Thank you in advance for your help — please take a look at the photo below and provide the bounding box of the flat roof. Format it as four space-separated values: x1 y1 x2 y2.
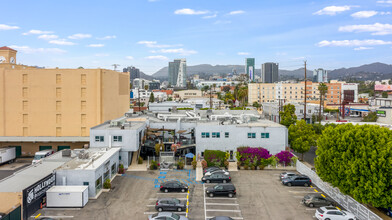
92 121 146 130
0 136 89 142
58 148 120 170
0 159 70 192
198 119 286 128
47 186 88 193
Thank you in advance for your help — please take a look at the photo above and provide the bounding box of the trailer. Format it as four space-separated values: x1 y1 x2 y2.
46 186 89 208
0 147 16 165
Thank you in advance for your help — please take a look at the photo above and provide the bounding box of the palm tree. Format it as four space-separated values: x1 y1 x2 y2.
318 83 328 124
238 86 248 107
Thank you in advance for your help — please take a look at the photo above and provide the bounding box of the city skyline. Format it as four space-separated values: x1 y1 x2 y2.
1 0 392 74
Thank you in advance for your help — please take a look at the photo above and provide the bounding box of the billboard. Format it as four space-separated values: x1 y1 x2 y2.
375 84 392 91
248 66 253 81
377 110 386 117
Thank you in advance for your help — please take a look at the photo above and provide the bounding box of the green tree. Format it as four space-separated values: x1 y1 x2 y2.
237 86 248 107
315 124 392 207
318 83 328 124
288 120 316 161
279 104 297 128
252 101 261 110
224 92 235 104
382 91 388 98
167 97 173 101
144 85 149 91
369 90 375 97
222 86 231 93
149 92 155 103
362 112 378 122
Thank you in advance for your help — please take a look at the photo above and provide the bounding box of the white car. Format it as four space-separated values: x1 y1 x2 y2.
280 172 297 180
315 206 357 220
204 169 229 176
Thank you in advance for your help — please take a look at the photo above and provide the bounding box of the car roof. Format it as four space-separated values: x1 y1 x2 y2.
322 206 338 211
156 212 173 216
216 183 234 186
158 197 178 201
164 180 181 184
214 217 233 220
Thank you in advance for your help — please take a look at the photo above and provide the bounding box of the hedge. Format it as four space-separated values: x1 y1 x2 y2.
204 150 226 167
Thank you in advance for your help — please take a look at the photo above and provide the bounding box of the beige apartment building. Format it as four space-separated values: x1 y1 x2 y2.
0 46 130 156
249 81 340 105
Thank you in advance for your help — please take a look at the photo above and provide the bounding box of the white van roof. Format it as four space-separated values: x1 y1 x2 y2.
35 149 53 155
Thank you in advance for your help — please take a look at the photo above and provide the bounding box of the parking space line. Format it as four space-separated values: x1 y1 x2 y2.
35 213 41 219
156 192 187 194
321 194 326 198
313 189 319 193
206 209 241 212
146 205 155 207
205 203 239 206
206 217 243 220
149 198 187 200
205 197 237 200
31 216 73 219
203 183 207 220
144 212 186 215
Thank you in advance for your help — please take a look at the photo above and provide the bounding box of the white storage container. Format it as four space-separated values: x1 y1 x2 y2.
46 186 89 208
0 147 16 164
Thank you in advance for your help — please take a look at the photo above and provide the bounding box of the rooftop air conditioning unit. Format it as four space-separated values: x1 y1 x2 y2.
62 149 71 157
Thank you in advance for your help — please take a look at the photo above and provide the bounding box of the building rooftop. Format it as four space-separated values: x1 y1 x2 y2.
57 148 120 170
0 136 90 142
47 186 88 193
0 152 71 192
0 46 17 51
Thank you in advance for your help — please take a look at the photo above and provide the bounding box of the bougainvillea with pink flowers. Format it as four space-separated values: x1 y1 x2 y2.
237 147 271 163
275 150 294 166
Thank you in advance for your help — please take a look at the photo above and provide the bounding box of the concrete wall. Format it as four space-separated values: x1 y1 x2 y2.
55 150 119 198
0 142 87 157
195 123 287 157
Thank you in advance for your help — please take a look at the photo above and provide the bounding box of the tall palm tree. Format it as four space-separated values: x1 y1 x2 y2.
318 83 328 124
238 86 248 107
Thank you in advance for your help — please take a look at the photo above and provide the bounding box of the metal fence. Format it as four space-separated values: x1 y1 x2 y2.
296 161 382 220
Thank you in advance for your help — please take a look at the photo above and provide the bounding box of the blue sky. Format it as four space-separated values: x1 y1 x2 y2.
1 0 392 75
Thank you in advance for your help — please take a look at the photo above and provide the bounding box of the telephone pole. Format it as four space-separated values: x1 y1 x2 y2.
304 61 307 122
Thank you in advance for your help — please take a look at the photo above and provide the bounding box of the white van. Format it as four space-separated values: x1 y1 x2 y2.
32 149 55 164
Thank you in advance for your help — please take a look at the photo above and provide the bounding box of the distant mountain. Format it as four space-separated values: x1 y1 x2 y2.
140 71 154 81
329 62 392 80
149 62 392 81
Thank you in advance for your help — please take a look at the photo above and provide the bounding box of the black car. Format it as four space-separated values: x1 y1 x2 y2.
377 207 392 217
202 172 231 183
209 217 234 220
155 198 186 212
282 175 312 187
302 194 334 207
160 180 188 193
205 183 236 198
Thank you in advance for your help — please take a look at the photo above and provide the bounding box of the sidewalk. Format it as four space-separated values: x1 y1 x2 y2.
228 161 238 172
127 153 147 171
195 161 203 181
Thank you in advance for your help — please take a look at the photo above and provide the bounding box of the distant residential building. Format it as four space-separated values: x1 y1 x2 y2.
133 78 151 89
245 58 255 82
168 59 187 87
148 81 161 91
261 62 279 83
262 102 322 123
123 66 140 82
174 90 203 100
313 68 328 83
196 80 241 89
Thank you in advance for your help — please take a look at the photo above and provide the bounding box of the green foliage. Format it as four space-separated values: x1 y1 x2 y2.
229 107 250 110
315 124 392 207
279 104 297 128
362 112 378 122
154 143 163 156
118 164 125 174
149 93 155 103
382 91 389 98
201 160 207 169
177 158 184 170
324 108 338 113
150 160 158 170
167 97 173 101
289 120 316 160
252 102 261 109
204 150 226 167
177 108 194 110
138 157 143 164
103 179 111 189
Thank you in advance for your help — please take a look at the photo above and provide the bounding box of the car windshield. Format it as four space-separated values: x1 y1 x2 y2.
171 213 180 220
151 213 159 218
34 155 44 160
173 199 180 204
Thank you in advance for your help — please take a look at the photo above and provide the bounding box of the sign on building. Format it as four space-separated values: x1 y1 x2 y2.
377 110 386 117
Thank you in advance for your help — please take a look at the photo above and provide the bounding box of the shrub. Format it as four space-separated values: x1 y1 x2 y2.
201 160 208 169
177 158 185 170
204 150 226 167
103 179 111 189
138 157 143 164
275 151 294 166
192 160 197 169
235 151 242 166
150 160 158 170
237 147 271 164
118 164 125 174
291 156 298 166
244 164 249 170
224 160 229 169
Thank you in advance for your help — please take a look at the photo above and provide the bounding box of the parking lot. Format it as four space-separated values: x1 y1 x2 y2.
30 169 335 220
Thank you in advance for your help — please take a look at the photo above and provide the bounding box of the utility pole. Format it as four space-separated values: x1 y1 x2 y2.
304 61 307 122
209 86 212 109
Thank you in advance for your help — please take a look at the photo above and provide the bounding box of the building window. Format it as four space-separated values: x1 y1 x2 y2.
113 136 122 142
261 133 270 138
202 132 210 138
212 132 220 138
247 133 256 138
83 182 89 186
300 110 304 113
225 132 229 138
95 136 104 142
95 176 102 194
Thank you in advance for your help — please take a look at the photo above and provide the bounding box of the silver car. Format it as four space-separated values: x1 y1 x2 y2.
280 172 298 180
148 212 189 220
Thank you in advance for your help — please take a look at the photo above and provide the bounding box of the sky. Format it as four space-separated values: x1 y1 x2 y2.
1 0 392 75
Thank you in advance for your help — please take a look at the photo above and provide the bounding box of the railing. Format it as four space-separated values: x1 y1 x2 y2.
296 161 382 220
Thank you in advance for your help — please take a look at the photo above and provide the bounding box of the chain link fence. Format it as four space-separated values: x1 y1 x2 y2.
296 161 382 220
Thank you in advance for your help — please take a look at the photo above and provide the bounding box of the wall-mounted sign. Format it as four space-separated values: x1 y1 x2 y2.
377 110 386 117
23 173 55 206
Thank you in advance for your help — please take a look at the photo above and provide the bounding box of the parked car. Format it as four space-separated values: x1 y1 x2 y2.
204 169 230 176
282 175 312 187
160 180 188 193
205 183 236 198
279 172 298 180
377 207 392 217
302 194 335 208
315 207 357 220
202 173 231 183
209 217 234 220
148 212 188 220
155 198 186 212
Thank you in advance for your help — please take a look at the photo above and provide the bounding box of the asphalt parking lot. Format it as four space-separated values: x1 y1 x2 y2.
30 169 333 220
